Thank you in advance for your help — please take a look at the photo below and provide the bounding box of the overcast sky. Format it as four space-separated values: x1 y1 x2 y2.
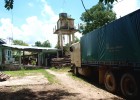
0 0 139 47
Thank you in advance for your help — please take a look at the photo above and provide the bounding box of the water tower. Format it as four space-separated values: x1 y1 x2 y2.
53 13 77 51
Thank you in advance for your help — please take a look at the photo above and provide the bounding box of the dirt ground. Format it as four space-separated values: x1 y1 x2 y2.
0 69 125 100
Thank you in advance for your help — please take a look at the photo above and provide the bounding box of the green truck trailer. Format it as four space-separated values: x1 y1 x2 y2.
70 9 140 99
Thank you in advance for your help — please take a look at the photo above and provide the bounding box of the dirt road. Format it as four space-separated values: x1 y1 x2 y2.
46 69 124 100
0 69 124 100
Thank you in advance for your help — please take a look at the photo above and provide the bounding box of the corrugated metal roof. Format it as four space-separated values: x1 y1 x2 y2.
2 44 60 52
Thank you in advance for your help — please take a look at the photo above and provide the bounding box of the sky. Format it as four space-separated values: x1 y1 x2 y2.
0 0 140 47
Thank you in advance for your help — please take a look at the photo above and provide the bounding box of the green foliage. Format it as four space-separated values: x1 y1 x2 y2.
35 41 42 47
55 44 59 49
100 0 117 4
31 60 36 65
13 40 28 46
42 40 51 47
80 2 116 35
4 69 57 83
63 36 80 54
44 70 58 83
4 0 14 10
50 67 71 73
50 67 85 82
34 40 51 47
4 68 27 77
63 45 69 55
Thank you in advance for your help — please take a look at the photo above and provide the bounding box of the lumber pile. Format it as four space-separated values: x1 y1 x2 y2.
51 56 71 68
0 72 10 81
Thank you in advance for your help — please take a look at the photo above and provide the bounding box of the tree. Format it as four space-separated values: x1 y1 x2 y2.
80 2 116 35
35 41 42 47
13 40 28 46
42 40 51 47
4 0 14 10
34 40 51 47
100 0 117 4
12 40 28 60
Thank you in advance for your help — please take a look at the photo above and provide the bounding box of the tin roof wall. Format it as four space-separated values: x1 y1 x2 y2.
1 44 60 52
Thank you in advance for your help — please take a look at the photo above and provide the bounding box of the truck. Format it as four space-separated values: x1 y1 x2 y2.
70 9 140 99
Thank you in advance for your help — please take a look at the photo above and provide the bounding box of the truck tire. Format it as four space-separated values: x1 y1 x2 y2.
120 73 138 99
104 70 116 93
74 67 79 76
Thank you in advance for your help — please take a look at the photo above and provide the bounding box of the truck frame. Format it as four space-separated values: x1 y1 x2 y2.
70 9 140 99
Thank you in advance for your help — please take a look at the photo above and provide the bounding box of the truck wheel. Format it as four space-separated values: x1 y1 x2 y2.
74 67 79 76
104 70 116 93
120 73 138 99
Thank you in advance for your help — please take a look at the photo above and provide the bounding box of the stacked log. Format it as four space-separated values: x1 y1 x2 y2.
51 56 71 68
0 72 10 81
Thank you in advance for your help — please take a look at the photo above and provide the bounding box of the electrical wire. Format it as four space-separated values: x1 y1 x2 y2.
80 0 93 22
80 0 93 18
80 0 88 14
80 0 124 22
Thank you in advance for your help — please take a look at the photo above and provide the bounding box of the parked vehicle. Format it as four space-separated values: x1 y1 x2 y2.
70 9 140 99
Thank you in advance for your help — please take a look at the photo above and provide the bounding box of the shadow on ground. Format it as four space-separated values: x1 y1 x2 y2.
0 87 124 100
73 74 125 100
0 88 79 100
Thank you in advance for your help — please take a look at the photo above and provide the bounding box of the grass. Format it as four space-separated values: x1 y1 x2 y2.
50 66 83 81
50 67 71 73
4 68 57 84
42 69 58 84
68 73 83 81
3 66 82 84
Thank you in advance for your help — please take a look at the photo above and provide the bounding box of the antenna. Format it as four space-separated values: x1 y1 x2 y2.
11 9 14 45
61 0 66 13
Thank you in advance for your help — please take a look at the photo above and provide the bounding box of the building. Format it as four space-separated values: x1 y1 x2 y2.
0 43 60 69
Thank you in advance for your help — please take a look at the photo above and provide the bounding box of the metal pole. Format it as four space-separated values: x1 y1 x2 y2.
72 33 75 43
19 50 21 68
38 53 41 66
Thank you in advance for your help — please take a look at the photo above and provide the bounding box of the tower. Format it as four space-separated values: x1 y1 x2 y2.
53 13 77 52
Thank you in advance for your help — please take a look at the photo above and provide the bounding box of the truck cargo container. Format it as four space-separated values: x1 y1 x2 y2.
70 9 140 99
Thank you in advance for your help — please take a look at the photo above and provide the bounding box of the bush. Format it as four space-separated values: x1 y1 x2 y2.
31 60 36 65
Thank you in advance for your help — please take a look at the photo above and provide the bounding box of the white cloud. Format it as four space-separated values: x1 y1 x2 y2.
113 0 139 18
40 0 56 18
0 0 80 47
0 0 60 47
75 32 82 39
0 18 13 40
20 16 58 47
0 16 58 47
28 2 34 7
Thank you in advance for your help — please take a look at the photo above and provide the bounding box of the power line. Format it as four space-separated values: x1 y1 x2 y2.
80 0 91 17
80 0 124 23
80 0 93 22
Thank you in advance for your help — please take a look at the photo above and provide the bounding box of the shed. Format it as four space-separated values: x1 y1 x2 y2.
0 44 61 67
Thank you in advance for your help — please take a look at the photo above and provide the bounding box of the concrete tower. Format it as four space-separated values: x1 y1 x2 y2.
53 13 77 52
